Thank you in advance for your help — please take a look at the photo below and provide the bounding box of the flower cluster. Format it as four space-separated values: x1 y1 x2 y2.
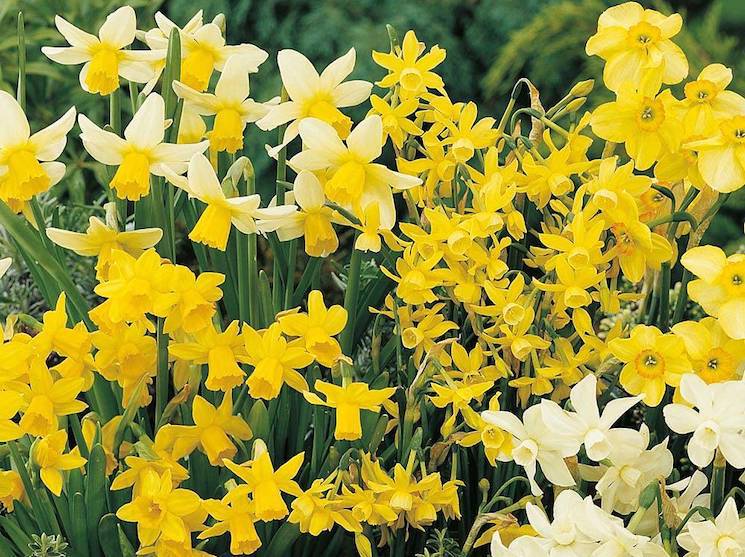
0 2 744 557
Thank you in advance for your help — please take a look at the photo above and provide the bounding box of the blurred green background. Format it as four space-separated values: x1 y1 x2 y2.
0 0 743 314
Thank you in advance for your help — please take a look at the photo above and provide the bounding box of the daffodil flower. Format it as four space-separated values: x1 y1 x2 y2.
173 55 271 153
198 486 262 555
678 498 745 556
274 170 341 257
47 204 162 279
686 115 745 192
304 380 396 441
141 11 267 93
0 92 75 205
32 430 87 496
164 153 296 250
42 7 162 96
373 30 446 100
257 48 372 155
79 93 209 200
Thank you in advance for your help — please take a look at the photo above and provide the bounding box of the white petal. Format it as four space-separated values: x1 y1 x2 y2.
98 6 136 49
215 55 251 104
293 171 325 210
0 91 30 146
41 46 90 65
347 115 383 162
256 101 302 131
297 118 347 162
125 93 165 148
332 80 373 108
172 82 218 115
30 107 76 161
0 258 11 279
277 49 319 101
186 152 223 202
42 162 66 187
217 44 268 72
78 114 126 165
152 141 210 165
54 15 98 48
319 48 356 89
569 374 600 423
663 404 701 434
481 410 527 439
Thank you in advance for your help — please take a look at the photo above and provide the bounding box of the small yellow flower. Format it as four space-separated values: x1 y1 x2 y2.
0 470 24 511
116 469 202 547
198 486 262 555
685 115 745 192
672 317 745 384
304 380 396 441
243 323 313 400
32 430 87 496
369 95 423 148
609 324 690 406
373 30 446 99
586 2 687 93
277 290 347 367
681 245 745 339
223 440 304 521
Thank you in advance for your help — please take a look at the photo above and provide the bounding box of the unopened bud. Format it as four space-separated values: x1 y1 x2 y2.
570 79 594 97
564 97 587 113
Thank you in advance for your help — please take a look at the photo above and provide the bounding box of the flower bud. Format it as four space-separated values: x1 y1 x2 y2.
570 79 594 97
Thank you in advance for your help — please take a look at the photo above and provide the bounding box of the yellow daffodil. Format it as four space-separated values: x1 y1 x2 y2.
116 469 202 547
79 93 209 200
18 360 87 437
289 116 421 227
223 440 304 521
584 156 652 210
430 379 492 435
586 2 687 93
198 486 262 555
43 7 161 95
142 12 267 93
353 202 403 253
275 171 341 257
458 403 513 466
94 249 177 324
257 48 372 154
441 102 498 163
47 207 162 280
289 474 361 535
169 320 247 391
169 391 252 466
173 55 270 153
0 391 23 442
672 317 745 384
304 380 396 441
609 324 690 406
162 265 224 334
0 92 75 205
681 64 745 135
382 248 452 305
242 323 313 400
0 470 23 511
165 153 295 250
590 78 682 170
685 115 745 192
369 95 423 148
277 290 347 367
373 30 446 100
32 430 87 496
681 245 745 339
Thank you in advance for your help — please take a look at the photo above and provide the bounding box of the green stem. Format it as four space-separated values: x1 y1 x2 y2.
711 448 727 515
154 318 170 428
671 268 691 325
340 246 362 356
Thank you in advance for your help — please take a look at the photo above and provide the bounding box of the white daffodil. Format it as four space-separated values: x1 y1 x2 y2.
579 425 673 515
678 498 745 557
78 92 209 201
164 153 296 250
0 92 75 206
257 48 372 155
173 55 270 153
142 11 267 93
273 171 341 257
663 374 745 469
482 405 578 496
540 374 642 462
522 490 597 556
288 115 421 227
42 6 162 96
47 203 162 279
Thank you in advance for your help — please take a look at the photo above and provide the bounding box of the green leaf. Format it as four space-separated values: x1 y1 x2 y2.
85 444 108 557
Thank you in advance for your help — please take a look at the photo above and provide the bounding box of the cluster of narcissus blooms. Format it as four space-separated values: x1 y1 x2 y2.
1 1 745 556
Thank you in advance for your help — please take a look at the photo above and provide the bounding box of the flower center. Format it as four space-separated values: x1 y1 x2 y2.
400 68 424 93
210 108 244 153
1 147 49 201
634 349 665 378
684 80 717 104
110 151 151 201
628 22 661 48
86 44 120 95
699 347 737 383
637 98 665 131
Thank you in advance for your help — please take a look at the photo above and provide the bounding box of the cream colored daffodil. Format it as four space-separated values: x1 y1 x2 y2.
289 116 421 227
42 6 162 96
164 153 296 250
78 92 209 200
173 55 270 153
46 203 162 279
0 92 75 205
257 48 372 155
142 11 267 93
